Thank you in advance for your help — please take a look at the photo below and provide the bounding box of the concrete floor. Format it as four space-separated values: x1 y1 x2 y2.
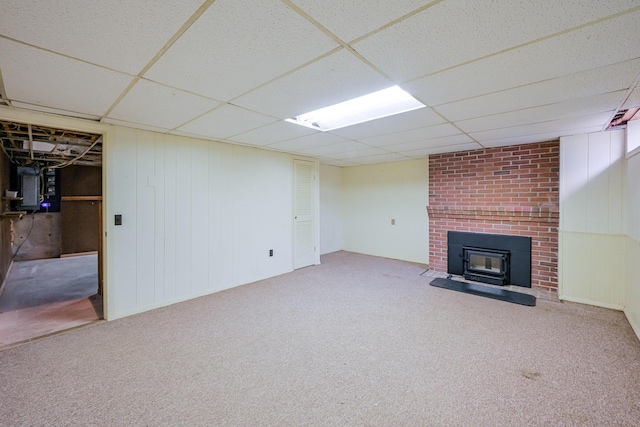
0 254 102 348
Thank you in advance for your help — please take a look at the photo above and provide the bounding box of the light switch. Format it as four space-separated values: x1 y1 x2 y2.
115 214 122 226
391 219 395 225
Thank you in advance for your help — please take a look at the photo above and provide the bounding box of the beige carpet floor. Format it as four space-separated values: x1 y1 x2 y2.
1 251 639 426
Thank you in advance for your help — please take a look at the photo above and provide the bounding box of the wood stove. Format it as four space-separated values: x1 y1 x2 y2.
463 246 509 286
447 231 531 287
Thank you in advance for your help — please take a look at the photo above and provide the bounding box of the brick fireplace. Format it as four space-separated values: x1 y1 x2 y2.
427 141 559 291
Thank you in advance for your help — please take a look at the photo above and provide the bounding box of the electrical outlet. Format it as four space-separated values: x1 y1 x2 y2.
269 249 273 257
115 214 122 226
391 219 395 225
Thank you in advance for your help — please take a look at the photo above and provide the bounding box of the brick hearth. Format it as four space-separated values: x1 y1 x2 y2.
427 142 559 291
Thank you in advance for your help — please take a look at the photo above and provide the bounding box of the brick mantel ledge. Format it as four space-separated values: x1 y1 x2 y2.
427 205 559 223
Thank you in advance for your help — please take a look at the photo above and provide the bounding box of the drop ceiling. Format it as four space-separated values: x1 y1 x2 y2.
0 0 638 166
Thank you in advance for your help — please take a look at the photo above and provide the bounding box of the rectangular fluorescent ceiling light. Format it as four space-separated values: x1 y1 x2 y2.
285 86 425 131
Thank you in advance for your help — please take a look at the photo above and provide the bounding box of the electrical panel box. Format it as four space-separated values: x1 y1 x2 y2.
10 166 61 212
17 166 40 210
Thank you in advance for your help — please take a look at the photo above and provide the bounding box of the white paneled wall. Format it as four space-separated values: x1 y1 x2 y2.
561 131 625 234
106 126 294 319
319 164 343 255
559 130 626 309
342 159 429 264
625 150 640 338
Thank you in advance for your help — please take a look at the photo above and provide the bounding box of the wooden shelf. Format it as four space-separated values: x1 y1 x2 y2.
1 210 28 219
2 196 23 201
61 196 102 202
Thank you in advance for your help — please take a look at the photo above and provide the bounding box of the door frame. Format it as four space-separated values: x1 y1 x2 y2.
0 106 111 318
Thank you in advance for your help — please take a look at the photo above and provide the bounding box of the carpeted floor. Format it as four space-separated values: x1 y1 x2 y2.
1 251 639 426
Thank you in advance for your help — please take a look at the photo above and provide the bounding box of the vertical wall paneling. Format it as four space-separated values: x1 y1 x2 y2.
226 147 295 284
319 164 343 255
162 134 177 301
208 142 233 291
105 126 296 319
110 126 139 316
625 150 640 338
190 138 210 295
560 135 589 231
625 236 640 338
560 232 625 308
251 148 268 277
627 119 640 156
152 134 167 301
258 152 294 274
559 130 626 309
230 146 255 284
608 136 625 234
135 129 156 308
174 137 193 299
630 153 640 240
586 132 612 233
152 133 166 303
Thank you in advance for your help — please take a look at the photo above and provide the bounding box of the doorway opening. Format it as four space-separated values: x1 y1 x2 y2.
0 120 103 347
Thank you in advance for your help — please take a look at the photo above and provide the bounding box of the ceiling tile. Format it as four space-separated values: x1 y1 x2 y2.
0 0 204 75
479 128 602 148
319 159 359 167
168 130 220 142
328 107 445 140
316 146 389 159
144 0 339 101
469 111 614 142
298 140 382 157
358 123 461 147
266 132 349 152
177 104 277 139
456 91 628 133
289 0 432 42
345 153 410 165
436 59 640 121
229 121 318 146
108 79 221 130
405 10 640 105
0 39 133 117
233 49 391 119
401 142 483 157
622 85 640 109
354 0 640 83
385 134 475 153
103 118 173 134
3 0 639 166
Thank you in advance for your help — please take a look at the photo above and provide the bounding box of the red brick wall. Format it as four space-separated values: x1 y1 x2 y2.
427 142 559 290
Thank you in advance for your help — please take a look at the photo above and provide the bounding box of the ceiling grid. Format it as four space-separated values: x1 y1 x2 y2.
0 0 637 166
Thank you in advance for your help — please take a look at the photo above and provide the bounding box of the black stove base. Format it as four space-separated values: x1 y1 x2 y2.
429 278 536 307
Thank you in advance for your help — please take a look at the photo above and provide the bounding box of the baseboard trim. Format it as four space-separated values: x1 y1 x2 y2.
558 294 624 311
624 307 640 341
60 251 98 258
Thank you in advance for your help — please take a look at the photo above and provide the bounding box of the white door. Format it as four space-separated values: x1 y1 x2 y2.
293 159 316 269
